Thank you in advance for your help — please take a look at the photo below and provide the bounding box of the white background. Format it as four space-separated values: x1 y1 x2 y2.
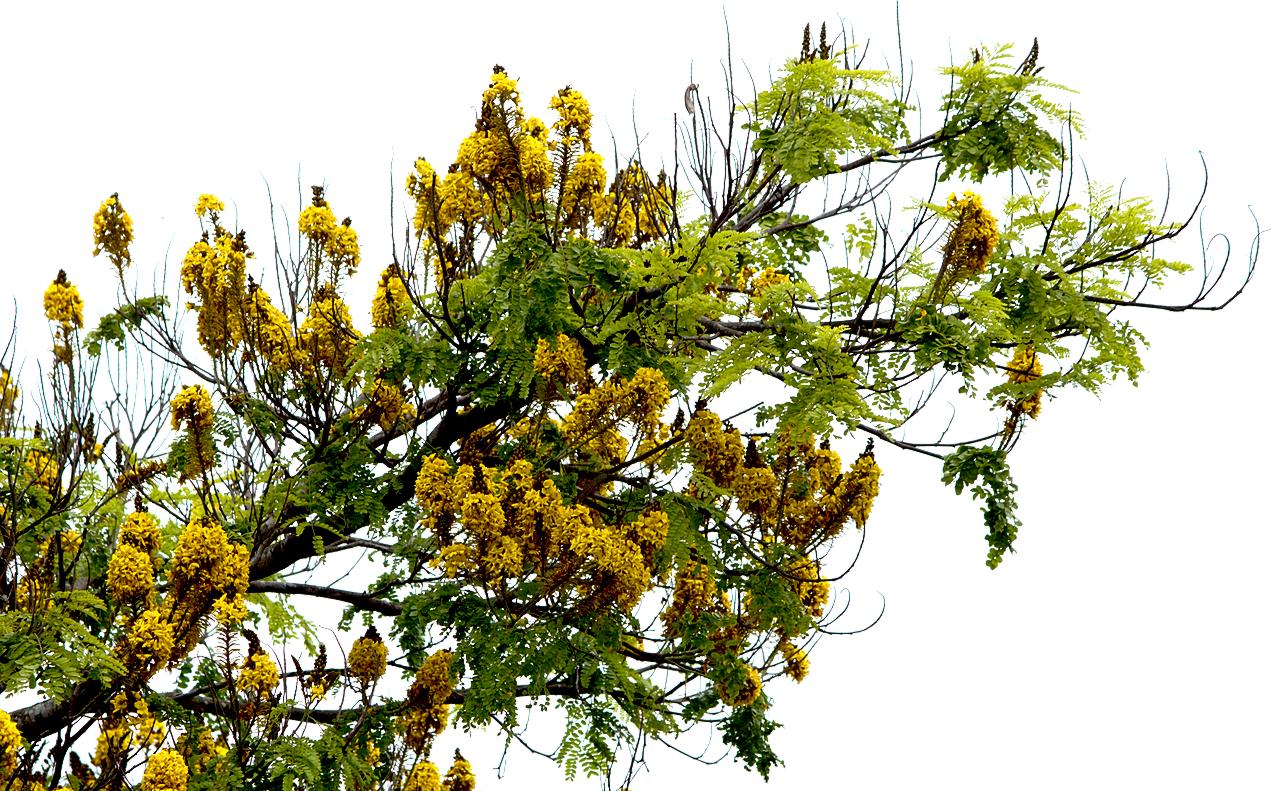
1 2 1276 789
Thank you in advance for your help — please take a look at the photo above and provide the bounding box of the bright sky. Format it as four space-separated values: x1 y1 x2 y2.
1 1 1276 789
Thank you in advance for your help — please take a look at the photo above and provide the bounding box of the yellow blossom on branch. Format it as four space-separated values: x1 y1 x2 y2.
43 270 84 331
92 192 134 269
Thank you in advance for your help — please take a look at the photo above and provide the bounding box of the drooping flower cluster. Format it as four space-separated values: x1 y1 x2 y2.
532 333 592 395
401 649 455 752
166 516 250 650
1006 344 1044 420
942 191 999 277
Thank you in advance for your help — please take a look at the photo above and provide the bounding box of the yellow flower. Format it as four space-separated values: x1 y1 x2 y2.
121 511 162 554
372 264 411 328
409 649 455 707
179 227 251 355
840 443 881 529
237 650 279 698
107 543 154 602
23 449 59 491
141 749 188 791
299 203 338 241
549 86 592 147
244 285 297 371
780 639 810 682
43 270 84 330
1 367 20 417
941 191 999 277
194 193 225 218
442 750 476 791
211 594 248 626
298 284 359 373
166 517 250 616
92 193 133 269
120 609 176 677
170 384 214 433
0 709 23 779
404 761 441 791
1007 345 1044 419
348 627 388 685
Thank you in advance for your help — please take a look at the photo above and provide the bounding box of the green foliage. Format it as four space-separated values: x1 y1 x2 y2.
719 698 783 780
938 43 1078 181
84 295 169 356
750 54 907 182
942 446 1022 568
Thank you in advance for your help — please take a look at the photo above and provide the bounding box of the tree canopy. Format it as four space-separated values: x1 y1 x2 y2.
0 22 1254 791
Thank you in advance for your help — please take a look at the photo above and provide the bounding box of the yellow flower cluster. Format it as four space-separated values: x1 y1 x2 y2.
348 627 388 685
298 284 359 374
404 762 441 791
194 193 224 218
0 367 18 418
779 639 809 682
560 367 671 460
141 749 188 791
23 449 59 491
788 557 828 618
748 267 789 296
244 285 298 372
840 444 881 529
592 163 672 246
299 188 361 278
442 751 476 791
683 408 744 491
532 333 592 395
119 608 176 678
171 384 214 481
0 709 22 779
372 264 411 327
92 193 134 269
180 226 251 355
569 522 650 609
409 649 455 706
550 86 592 147
941 191 999 278
122 511 162 554
364 380 416 432
406 157 486 238
107 543 154 603
559 151 607 232
43 270 84 331
662 561 730 637
167 517 250 641
928 190 1001 302
733 441 780 521
402 649 455 752
1006 345 1044 419
170 384 213 434
238 650 279 699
